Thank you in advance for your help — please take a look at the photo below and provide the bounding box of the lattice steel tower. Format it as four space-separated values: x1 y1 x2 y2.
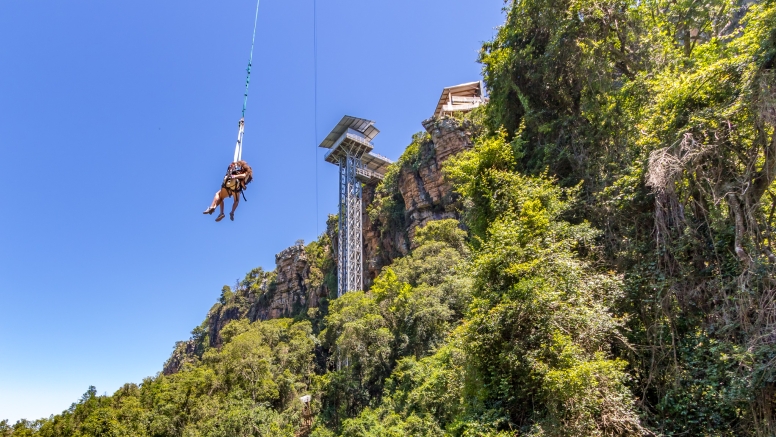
320 116 392 296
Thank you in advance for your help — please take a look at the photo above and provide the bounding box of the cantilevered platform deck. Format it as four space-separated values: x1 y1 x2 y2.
320 116 393 183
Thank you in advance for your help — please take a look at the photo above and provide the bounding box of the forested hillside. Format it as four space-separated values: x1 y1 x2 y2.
4 0 776 435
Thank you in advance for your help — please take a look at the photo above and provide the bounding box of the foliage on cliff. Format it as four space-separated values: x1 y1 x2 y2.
6 0 776 436
476 0 776 434
338 136 642 436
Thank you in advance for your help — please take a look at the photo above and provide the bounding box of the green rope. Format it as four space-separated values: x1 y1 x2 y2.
242 0 261 119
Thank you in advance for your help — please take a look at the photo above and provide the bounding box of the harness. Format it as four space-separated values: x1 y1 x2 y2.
221 163 250 201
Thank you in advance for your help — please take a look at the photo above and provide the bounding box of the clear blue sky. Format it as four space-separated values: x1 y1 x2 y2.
0 0 504 422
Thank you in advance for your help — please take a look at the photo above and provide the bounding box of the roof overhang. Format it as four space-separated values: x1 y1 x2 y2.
361 151 392 174
324 129 374 164
319 116 379 149
356 152 393 183
320 116 393 183
433 81 485 118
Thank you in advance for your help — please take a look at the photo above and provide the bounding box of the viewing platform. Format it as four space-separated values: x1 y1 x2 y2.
357 152 392 183
320 116 393 183
433 81 489 118
319 115 393 296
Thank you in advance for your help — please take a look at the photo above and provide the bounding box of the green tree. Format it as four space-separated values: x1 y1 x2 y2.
449 135 644 435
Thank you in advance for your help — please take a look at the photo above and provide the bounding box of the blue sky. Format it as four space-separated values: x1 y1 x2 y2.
0 0 504 422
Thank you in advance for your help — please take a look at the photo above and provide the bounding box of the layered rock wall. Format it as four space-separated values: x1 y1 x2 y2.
163 242 332 374
423 116 474 163
362 116 473 281
252 244 313 320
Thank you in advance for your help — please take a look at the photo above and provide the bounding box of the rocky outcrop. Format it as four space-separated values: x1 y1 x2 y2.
252 244 311 320
163 339 197 375
362 116 474 282
422 116 475 163
362 184 409 283
243 242 330 324
163 241 333 374
208 299 246 348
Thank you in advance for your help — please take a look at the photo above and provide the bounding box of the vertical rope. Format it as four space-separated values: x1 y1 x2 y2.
241 0 261 119
233 0 260 163
314 0 319 236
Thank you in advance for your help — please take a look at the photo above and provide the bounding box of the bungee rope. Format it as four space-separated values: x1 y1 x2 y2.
314 0 319 234
233 0 261 163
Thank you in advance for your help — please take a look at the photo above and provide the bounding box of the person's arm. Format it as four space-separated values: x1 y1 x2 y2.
231 173 247 180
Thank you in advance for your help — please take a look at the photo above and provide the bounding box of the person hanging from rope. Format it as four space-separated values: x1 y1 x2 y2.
203 0 259 223
203 160 253 221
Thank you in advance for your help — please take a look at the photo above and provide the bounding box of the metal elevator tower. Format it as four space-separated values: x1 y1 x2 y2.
320 116 392 296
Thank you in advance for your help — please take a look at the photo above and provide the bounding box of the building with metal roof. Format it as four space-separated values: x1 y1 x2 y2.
432 81 488 118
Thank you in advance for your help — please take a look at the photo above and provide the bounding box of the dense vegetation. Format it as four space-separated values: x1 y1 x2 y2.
4 0 776 435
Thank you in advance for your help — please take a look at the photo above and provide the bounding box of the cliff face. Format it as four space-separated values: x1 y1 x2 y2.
215 243 330 336
253 244 319 320
422 116 475 163
362 183 406 283
362 116 474 282
403 116 472 241
163 242 332 374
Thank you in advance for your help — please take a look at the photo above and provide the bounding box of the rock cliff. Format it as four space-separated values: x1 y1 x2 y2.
163 241 332 374
362 116 474 282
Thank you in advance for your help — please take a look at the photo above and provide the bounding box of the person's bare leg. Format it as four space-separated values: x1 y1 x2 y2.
215 194 226 221
230 193 240 221
204 189 225 214
206 188 230 218
204 191 219 214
